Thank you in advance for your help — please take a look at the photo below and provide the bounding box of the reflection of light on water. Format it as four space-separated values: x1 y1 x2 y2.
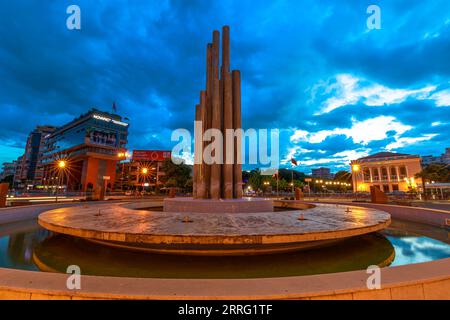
0 237 12 266
387 236 450 266
24 248 32 261
1 219 450 277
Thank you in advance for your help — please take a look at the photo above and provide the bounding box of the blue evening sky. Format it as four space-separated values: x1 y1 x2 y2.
0 0 449 173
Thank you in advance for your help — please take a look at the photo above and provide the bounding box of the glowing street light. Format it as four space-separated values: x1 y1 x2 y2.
118 151 130 159
352 163 361 201
55 159 68 202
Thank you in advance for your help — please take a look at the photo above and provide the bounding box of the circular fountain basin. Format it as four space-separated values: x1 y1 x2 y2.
38 201 391 255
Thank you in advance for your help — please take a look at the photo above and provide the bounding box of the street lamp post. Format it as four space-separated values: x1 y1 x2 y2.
291 170 294 194
156 162 160 191
276 173 279 199
118 153 124 191
55 160 66 203
263 181 270 196
140 167 149 195
304 178 312 198
352 164 360 202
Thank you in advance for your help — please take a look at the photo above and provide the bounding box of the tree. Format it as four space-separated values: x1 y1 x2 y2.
248 169 263 191
334 170 352 183
415 164 450 183
278 179 288 191
242 170 252 184
184 178 193 193
293 179 304 188
415 164 450 199
160 159 192 190
278 169 306 181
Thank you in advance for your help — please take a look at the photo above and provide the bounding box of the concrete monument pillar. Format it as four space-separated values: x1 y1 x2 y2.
232 70 243 199
194 26 243 200
210 78 222 199
193 103 201 198
221 26 230 74
198 91 207 199
223 71 233 199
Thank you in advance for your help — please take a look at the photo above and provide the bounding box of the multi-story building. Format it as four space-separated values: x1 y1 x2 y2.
443 148 450 164
0 161 17 180
350 152 423 193
13 156 24 188
41 109 129 191
311 167 334 180
13 125 57 188
422 148 450 166
421 155 440 166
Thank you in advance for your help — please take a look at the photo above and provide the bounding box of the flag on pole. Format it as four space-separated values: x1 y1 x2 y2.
112 102 117 113
291 158 298 166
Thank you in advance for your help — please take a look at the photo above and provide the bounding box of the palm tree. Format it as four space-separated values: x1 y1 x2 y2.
415 164 450 200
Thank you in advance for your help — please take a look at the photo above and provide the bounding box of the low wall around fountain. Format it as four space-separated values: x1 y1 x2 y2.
356 203 450 228
0 200 449 300
0 258 449 300
313 201 450 229
0 202 83 224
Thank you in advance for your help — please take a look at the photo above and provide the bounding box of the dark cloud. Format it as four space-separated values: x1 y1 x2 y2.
0 0 449 172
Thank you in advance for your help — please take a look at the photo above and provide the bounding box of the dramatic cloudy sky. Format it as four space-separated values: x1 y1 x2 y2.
0 0 449 173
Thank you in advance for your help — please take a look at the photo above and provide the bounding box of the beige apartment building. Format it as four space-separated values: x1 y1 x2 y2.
350 152 423 193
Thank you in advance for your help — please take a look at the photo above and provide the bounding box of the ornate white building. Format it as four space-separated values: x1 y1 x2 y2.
350 152 423 193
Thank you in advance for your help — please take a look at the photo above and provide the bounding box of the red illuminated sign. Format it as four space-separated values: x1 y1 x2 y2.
132 150 172 162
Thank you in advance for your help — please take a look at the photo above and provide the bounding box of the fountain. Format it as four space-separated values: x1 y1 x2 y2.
37 26 391 256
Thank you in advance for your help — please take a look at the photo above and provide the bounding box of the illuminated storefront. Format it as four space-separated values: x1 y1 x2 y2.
115 150 171 190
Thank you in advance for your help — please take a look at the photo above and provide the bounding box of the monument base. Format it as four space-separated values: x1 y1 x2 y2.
163 197 273 213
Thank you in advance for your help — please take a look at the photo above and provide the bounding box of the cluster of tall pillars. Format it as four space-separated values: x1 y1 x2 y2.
193 26 243 200
353 165 411 192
